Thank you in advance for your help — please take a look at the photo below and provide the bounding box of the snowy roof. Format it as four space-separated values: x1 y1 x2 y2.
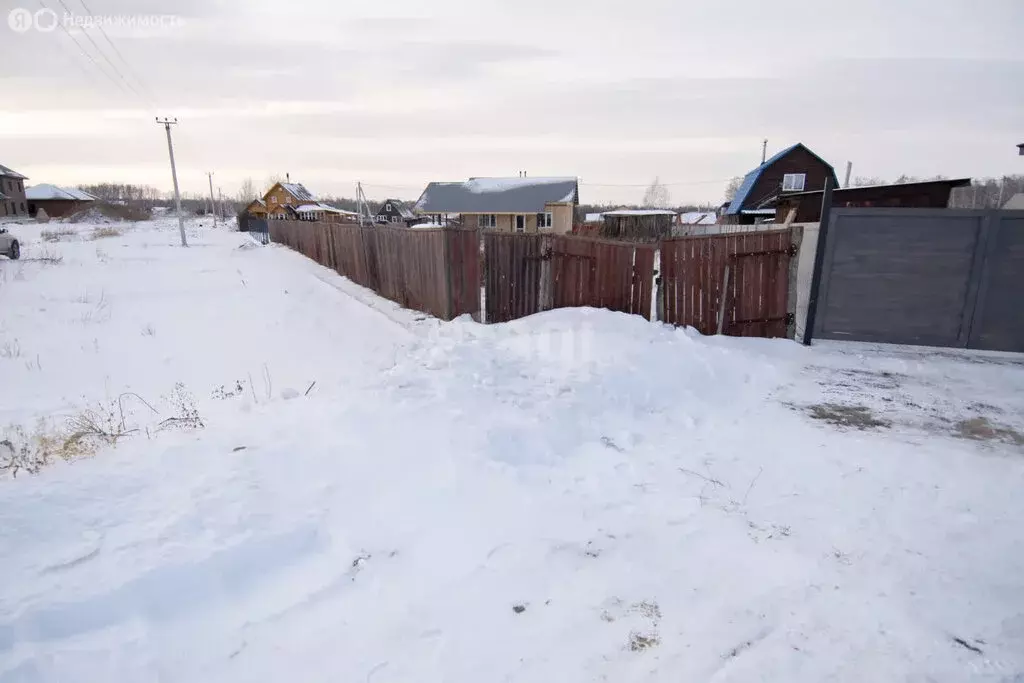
726 143 835 215
603 209 676 216
377 199 416 219
584 212 603 222
25 184 97 201
295 203 359 215
0 163 27 180
278 182 315 202
415 177 578 213
679 211 717 225
740 208 776 215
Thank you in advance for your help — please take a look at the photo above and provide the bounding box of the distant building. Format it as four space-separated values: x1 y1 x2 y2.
264 181 315 219
414 176 579 234
0 163 28 218
722 143 837 224
774 178 972 223
295 203 359 223
374 198 421 226
25 184 97 218
678 211 716 226
599 209 675 242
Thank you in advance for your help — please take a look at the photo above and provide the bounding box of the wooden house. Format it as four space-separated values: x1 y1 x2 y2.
374 198 421 226
600 210 675 242
723 143 838 224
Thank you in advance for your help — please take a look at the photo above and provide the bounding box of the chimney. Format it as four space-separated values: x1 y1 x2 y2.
286 172 290 183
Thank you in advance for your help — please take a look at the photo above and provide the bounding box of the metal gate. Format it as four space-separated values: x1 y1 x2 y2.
813 208 1024 352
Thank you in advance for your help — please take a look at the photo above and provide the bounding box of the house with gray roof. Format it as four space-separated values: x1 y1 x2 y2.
0 163 29 218
414 176 579 234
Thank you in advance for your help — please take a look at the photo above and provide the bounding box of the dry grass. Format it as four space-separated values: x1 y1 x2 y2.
67 203 150 223
955 417 1024 446
90 226 123 240
40 227 76 242
807 403 891 430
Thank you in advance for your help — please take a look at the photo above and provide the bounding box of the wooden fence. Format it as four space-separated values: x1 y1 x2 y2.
268 220 479 321
267 220 794 340
661 229 793 337
482 233 656 323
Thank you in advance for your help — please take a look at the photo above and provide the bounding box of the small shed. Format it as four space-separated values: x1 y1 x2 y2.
600 209 675 242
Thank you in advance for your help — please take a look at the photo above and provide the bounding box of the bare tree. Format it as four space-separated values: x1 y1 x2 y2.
723 176 743 202
851 176 885 187
264 174 284 193
238 177 257 202
642 177 670 208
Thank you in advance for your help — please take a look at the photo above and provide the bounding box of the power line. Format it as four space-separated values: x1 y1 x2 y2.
75 0 157 106
54 0 151 107
37 0 133 99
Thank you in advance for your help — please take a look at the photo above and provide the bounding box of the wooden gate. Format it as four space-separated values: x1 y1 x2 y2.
483 232 546 323
551 236 655 319
661 229 793 337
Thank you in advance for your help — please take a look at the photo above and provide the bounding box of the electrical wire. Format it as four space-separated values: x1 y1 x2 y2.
75 0 158 107
53 0 152 108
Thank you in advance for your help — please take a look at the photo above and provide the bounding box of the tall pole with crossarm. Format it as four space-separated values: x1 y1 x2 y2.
156 117 188 247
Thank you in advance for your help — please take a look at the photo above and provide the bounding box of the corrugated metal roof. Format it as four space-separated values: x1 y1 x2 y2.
279 182 315 202
0 163 27 180
725 143 835 215
414 177 578 214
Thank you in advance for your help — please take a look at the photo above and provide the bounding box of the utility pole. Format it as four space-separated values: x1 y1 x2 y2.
761 139 768 164
218 187 225 221
206 171 217 227
156 117 188 247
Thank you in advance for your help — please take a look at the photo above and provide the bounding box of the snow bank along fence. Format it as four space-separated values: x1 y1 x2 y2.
483 233 655 323
266 219 796 339
238 214 271 245
268 220 480 321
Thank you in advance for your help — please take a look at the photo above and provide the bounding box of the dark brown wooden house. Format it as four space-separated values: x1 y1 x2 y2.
774 178 971 223
722 143 838 224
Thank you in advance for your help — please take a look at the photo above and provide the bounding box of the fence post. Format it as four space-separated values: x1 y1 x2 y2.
803 176 834 346
441 228 454 320
539 235 553 312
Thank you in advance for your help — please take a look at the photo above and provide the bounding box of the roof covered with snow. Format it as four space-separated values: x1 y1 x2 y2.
603 209 676 216
295 203 359 216
0 163 27 180
679 211 717 225
414 177 578 213
1003 193 1024 210
584 213 603 222
279 183 315 202
377 199 416 219
25 184 97 202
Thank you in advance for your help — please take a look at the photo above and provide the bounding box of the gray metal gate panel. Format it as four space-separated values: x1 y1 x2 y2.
967 215 1024 352
814 209 1024 351
815 209 983 347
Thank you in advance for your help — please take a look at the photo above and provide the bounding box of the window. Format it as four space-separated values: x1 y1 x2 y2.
479 214 496 228
537 212 553 229
269 195 277 204
782 173 806 192
390 216 400 223
376 214 386 222
515 215 526 232
385 203 392 212
20 202 25 213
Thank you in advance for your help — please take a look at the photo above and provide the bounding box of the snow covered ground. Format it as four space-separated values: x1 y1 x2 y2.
1 217 1023 682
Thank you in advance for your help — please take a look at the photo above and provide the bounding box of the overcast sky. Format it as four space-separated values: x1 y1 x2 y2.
1 0 1022 205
